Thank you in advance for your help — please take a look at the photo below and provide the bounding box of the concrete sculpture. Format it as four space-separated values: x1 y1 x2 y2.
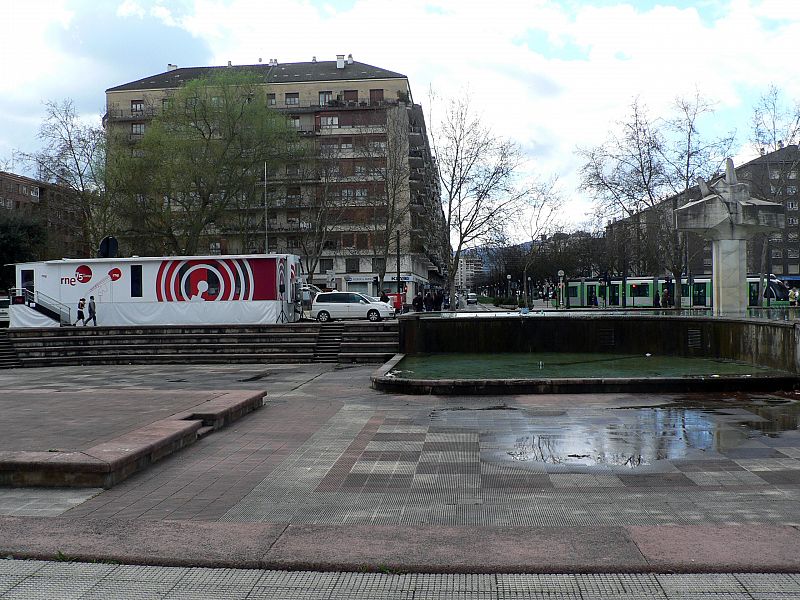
675 159 785 316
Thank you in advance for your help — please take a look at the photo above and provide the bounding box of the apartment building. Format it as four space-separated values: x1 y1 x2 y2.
104 54 449 297
0 171 84 259
453 251 485 292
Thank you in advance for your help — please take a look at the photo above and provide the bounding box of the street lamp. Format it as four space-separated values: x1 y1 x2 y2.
506 274 511 298
263 161 269 253
557 269 565 309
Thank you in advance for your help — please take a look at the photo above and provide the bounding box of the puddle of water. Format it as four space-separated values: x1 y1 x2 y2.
430 397 800 468
392 352 789 380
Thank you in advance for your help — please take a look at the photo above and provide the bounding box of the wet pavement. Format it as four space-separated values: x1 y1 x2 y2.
3 363 800 591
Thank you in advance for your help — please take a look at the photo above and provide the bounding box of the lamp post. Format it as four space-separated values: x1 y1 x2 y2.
527 276 531 307
506 274 511 298
557 269 565 309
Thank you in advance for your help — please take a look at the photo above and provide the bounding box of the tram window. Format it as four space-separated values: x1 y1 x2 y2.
631 283 649 297
568 286 578 297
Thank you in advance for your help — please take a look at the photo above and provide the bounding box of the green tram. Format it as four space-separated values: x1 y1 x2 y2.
565 275 790 308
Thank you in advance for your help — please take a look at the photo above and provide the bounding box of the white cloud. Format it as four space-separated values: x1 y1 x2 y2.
4 0 800 228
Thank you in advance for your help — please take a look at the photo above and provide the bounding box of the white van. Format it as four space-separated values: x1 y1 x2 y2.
311 291 394 322
466 293 479 305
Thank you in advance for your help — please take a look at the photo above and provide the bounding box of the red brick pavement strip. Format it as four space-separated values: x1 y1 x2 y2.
0 391 266 489
2 519 800 572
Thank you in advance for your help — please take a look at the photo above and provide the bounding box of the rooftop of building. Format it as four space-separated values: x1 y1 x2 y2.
107 56 408 93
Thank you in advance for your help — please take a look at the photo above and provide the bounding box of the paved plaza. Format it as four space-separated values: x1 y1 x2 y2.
2 363 800 596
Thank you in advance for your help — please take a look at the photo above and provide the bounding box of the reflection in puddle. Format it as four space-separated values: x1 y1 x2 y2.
431 397 800 468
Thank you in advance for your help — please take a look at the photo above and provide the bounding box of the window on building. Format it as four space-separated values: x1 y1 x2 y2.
372 257 386 273
369 140 387 152
319 258 334 272
790 217 799 225
790 232 799 241
323 240 337 250
319 91 333 105
788 201 798 210
790 169 798 179
210 96 222 107
369 89 384 103
772 249 783 259
320 116 339 128
343 90 358 102
131 123 145 136
789 249 800 259
788 185 798 195
356 233 369 249
770 168 781 180
286 187 301 201
340 137 353 150
30 187 39 198
131 100 144 113
771 185 779 194
267 93 276 106
703 258 712 266
341 233 355 248
162 98 172 111
285 92 299 105
770 233 783 242
341 188 354 199
286 164 300 177
345 257 360 272
290 116 301 129
209 241 221 255
355 188 368 199
355 164 366 175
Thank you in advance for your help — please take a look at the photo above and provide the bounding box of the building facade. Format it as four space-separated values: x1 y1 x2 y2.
104 55 449 298
453 251 485 292
0 171 84 260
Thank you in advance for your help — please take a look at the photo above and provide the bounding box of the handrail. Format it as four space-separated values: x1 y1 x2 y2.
35 291 72 324
9 287 71 325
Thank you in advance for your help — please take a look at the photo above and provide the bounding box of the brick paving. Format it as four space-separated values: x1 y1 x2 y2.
3 362 800 590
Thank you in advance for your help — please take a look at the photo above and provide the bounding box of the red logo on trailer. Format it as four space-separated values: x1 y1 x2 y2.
75 265 92 283
155 258 277 302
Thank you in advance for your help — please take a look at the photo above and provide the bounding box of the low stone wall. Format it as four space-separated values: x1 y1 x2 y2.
398 313 800 374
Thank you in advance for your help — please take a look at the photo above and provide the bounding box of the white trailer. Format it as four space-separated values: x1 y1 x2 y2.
9 254 302 327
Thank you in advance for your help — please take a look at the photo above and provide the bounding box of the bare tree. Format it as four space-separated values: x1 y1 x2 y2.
430 96 532 307
23 99 110 254
749 85 800 304
578 94 731 308
515 178 563 306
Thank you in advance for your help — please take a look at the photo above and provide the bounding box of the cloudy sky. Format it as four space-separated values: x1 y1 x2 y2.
3 0 799 227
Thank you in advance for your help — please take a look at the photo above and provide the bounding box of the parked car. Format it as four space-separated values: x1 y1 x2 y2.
311 292 394 322
0 297 8 326
466 293 479 305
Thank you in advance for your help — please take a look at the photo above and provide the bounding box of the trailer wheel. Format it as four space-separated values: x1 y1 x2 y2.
317 311 331 323
367 309 381 322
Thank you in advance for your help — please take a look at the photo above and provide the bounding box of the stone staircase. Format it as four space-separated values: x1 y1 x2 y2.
313 323 344 363
4 321 399 367
339 321 399 363
0 330 21 369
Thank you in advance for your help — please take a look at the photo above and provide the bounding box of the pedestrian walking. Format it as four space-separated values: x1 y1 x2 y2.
412 292 424 312
423 292 434 312
75 298 86 326
433 290 443 311
86 295 97 325
654 290 660 308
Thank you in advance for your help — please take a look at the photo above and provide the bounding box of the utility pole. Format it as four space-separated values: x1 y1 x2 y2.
396 230 401 294
264 161 269 254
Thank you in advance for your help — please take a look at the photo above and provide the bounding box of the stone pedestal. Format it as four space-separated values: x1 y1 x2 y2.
712 239 747 317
